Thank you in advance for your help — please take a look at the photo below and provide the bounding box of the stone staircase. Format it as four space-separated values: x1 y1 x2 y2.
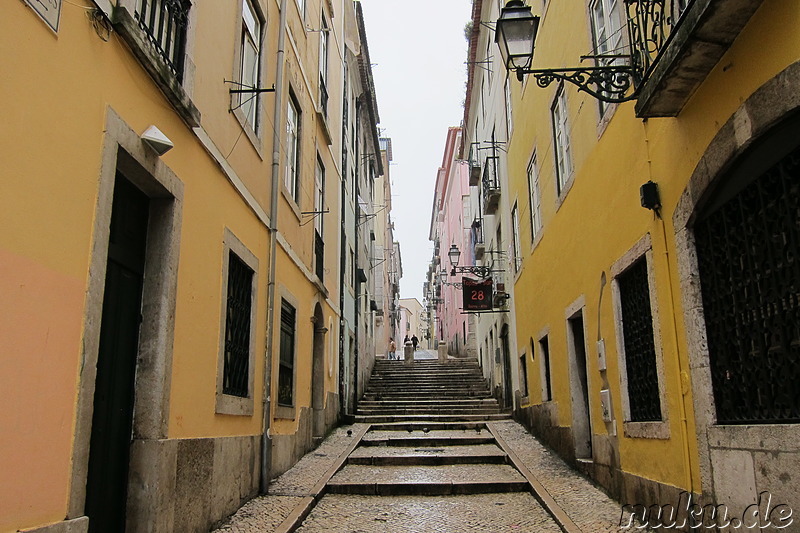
354 358 510 423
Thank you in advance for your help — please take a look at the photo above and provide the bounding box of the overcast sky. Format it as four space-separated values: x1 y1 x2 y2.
359 0 472 304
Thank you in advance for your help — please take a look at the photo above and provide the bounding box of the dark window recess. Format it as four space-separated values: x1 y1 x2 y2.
618 257 662 422
315 230 324 281
695 145 800 425
540 336 552 402
223 252 253 398
134 0 190 80
278 301 296 406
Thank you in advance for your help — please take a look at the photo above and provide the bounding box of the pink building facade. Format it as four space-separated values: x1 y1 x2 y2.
427 127 475 357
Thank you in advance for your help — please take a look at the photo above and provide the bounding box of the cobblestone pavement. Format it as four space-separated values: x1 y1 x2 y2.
490 420 632 533
294 493 562 533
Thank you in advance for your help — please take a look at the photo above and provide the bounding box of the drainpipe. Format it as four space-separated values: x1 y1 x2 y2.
261 0 288 494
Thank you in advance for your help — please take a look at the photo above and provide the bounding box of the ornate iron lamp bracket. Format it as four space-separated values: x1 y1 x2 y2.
514 64 641 103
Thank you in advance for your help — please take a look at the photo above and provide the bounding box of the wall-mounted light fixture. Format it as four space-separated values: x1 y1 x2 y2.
495 0 641 103
448 244 493 278
141 125 174 155
640 180 661 217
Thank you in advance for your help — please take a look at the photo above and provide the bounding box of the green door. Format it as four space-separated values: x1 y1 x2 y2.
85 176 149 532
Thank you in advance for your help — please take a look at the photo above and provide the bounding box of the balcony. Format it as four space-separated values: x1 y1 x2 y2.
471 218 485 260
482 155 500 215
629 0 766 117
468 144 482 187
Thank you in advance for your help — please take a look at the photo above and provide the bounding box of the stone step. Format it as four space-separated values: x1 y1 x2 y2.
353 413 512 423
347 443 508 466
327 464 528 495
367 421 489 431
360 436 497 447
357 400 500 408
356 408 503 416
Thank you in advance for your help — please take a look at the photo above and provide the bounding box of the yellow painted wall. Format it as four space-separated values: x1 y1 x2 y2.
508 0 797 494
1 0 278 527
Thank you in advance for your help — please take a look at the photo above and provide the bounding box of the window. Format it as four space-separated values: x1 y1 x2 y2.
296 0 305 19
285 95 301 201
552 86 573 194
527 153 542 241
505 78 514 137
519 352 529 398
616 256 662 422
278 300 296 407
216 229 258 416
314 158 325 280
318 14 329 116
238 0 263 130
223 252 254 398
511 203 521 272
134 0 190 79
539 335 552 401
589 0 625 114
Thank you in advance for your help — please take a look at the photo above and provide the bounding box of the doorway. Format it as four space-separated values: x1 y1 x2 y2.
312 304 327 440
567 311 592 459
500 325 513 409
85 175 149 532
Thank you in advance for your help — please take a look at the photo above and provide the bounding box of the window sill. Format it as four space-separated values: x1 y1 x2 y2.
316 108 333 146
113 6 201 128
623 420 670 440
275 404 296 420
216 393 254 416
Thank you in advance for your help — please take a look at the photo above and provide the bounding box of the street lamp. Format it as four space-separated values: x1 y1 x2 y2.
495 0 641 103
448 244 494 278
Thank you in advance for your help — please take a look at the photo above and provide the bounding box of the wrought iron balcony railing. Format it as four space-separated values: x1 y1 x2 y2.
135 0 190 80
625 0 690 81
482 155 500 215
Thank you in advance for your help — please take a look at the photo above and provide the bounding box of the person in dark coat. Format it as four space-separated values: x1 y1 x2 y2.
411 335 418 351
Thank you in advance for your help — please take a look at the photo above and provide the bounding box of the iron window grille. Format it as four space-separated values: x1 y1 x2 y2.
223 252 253 398
278 300 296 407
134 0 190 80
695 144 800 425
618 257 662 422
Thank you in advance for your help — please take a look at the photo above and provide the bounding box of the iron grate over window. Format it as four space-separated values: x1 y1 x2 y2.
695 144 800 425
223 252 253 398
278 301 296 407
135 0 190 80
618 257 662 422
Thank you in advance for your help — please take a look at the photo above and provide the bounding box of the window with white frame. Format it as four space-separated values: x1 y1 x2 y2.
285 95 301 201
505 79 514 137
315 157 325 235
318 13 329 116
611 235 668 438
239 0 262 130
511 203 522 272
589 0 625 114
527 152 542 241
551 86 573 194
296 0 305 20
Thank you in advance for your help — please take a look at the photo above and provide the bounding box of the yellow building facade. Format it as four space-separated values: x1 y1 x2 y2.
0 0 366 530
504 0 799 519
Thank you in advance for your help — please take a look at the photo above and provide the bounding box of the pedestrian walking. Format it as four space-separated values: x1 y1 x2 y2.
388 338 397 360
403 335 410 346
411 335 418 351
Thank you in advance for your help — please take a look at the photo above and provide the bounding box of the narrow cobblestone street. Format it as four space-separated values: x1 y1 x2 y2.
213 352 635 533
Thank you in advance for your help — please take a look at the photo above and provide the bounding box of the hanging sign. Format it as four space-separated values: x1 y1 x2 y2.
462 277 493 311
24 0 62 32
